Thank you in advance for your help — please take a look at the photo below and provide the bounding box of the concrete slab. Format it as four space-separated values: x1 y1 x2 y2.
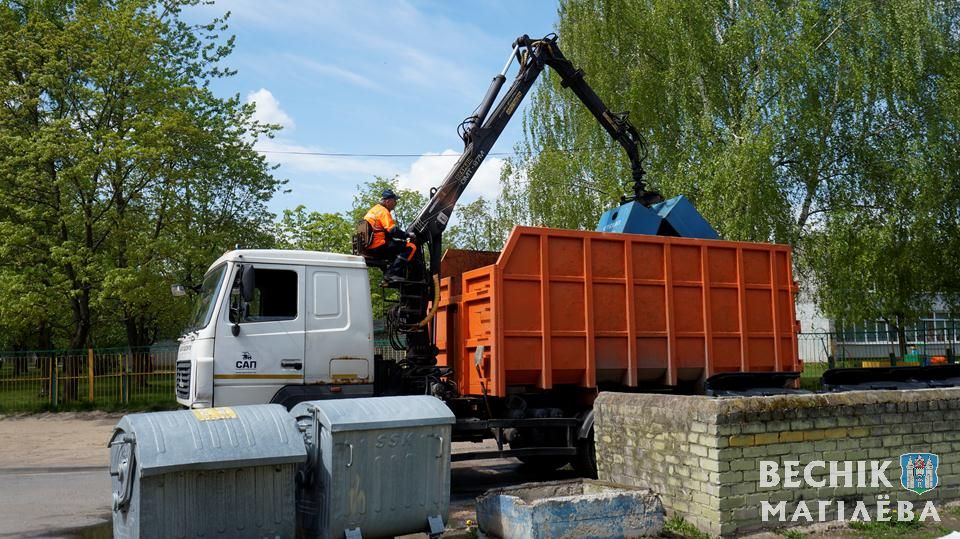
476 479 665 539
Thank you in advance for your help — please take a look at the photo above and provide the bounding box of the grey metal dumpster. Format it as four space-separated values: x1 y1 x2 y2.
109 405 307 539
291 396 455 539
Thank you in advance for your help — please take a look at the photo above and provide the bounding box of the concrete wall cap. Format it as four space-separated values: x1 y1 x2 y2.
597 387 960 418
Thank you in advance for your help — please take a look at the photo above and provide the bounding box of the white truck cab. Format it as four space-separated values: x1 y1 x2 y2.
175 249 375 409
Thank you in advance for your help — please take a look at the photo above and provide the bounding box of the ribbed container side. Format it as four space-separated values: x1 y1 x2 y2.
437 227 800 397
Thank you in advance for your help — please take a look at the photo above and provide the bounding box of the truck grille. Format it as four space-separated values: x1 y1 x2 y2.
176 361 191 400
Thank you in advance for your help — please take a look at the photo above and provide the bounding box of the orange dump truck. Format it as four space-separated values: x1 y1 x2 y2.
434 226 801 471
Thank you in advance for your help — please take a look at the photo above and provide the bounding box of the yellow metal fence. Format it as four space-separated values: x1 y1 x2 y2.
0 346 178 411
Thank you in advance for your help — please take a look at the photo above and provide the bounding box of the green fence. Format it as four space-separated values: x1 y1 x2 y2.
797 330 959 390
0 341 407 412
0 346 178 412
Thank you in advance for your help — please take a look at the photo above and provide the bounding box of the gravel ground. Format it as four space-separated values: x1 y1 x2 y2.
0 411 121 468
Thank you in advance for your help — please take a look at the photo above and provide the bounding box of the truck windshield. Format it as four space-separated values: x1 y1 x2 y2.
186 264 227 331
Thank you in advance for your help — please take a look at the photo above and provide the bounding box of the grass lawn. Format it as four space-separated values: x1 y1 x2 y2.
0 371 177 412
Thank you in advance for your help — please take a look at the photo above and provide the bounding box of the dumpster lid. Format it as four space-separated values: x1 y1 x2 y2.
108 404 306 477
291 396 455 432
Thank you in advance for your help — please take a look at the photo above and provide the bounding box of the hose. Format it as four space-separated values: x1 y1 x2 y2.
416 274 441 328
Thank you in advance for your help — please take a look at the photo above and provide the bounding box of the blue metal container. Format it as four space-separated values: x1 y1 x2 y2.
653 195 719 240
596 195 718 240
595 201 661 235
476 479 665 539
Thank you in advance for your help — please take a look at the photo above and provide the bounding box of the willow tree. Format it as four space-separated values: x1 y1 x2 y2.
507 0 960 330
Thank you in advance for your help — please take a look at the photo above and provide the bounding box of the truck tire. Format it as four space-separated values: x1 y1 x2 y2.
573 428 598 478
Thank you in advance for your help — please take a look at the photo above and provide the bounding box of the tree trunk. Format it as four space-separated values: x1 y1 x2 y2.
37 320 52 351
13 343 26 378
63 289 91 401
896 313 908 360
125 315 154 390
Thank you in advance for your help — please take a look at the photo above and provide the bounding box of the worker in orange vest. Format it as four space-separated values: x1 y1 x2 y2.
363 189 417 284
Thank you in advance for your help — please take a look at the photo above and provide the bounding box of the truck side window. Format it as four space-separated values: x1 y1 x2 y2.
230 268 298 323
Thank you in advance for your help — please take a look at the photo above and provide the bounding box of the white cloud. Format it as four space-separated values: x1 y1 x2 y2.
246 88 295 129
254 137 511 216
254 138 400 177
368 38 479 99
255 140 506 203
283 55 382 91
395 150 506 203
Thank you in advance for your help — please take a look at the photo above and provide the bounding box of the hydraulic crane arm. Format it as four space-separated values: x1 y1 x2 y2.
381 34 661 382
407 34 661 277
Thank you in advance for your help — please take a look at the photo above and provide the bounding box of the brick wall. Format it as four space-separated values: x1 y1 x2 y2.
595 389 960 537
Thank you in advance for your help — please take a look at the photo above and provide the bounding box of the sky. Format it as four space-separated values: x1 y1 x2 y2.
189 0 561 217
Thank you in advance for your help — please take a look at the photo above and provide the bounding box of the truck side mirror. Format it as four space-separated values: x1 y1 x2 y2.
231 265 256 337
240 266 255 303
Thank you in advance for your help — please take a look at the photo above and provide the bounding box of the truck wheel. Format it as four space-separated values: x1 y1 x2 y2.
573 429 597 478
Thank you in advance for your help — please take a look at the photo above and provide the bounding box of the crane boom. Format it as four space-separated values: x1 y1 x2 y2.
408 34 659 272
370 34 662 387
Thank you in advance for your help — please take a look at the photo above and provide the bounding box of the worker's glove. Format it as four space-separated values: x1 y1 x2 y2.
407 231 417 240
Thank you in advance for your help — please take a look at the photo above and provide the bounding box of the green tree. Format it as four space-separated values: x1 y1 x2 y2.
0 267 65 351
275 205 353 253
0 0 283 361
508 0 960 335
445 197 505 251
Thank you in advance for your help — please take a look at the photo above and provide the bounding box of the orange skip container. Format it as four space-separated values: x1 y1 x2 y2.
436 226 800 398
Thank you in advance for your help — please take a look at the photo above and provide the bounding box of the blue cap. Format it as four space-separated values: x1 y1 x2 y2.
381 189 398 200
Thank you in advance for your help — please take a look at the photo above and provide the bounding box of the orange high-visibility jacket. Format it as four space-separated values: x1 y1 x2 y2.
363 204 396 249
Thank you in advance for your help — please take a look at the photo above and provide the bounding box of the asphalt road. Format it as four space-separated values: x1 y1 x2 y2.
0 466 112 538
0 436 579 538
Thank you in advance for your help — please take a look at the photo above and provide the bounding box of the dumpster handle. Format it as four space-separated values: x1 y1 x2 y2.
112 438 136 512
346 443 353 467
436 435 444 459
